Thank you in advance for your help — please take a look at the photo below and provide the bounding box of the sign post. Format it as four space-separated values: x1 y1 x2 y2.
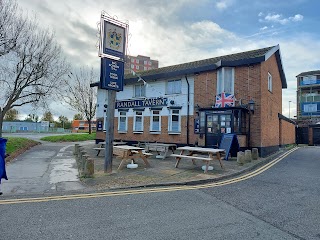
98 13 128 173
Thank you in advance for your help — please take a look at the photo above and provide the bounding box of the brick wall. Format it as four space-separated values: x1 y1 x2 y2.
279 119 296 145
260 54 283 147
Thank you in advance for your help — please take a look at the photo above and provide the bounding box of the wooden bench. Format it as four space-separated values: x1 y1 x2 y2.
93 147 104 156
170 152 224 173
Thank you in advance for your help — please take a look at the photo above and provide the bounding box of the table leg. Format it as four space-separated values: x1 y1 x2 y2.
118 150 128 170
175 150 184 168
217 152 225 169
187 151 196 165
138 150 151 167
204 161 210 173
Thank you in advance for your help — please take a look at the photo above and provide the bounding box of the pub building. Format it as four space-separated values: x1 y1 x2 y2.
92 45 296 157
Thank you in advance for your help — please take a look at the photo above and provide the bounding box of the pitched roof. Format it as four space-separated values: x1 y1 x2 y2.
91 45 287 88
296 70 320 77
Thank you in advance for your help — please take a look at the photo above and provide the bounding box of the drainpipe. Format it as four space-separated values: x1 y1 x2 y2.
185 75 190 145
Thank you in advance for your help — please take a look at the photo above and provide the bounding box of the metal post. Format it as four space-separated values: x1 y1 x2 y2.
289 101 292 119
104 90 116 173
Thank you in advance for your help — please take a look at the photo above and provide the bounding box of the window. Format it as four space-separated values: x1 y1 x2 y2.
268 72 272 92
118 111 127 132
168 109 181 132
136 59 139 64
217 67 234 94
144 60 147 65
134 111 143 132
144 66 148 71
134 84 146 97
167 79 181 94
150 110 161 132
131 64 134 69
131 58 134 63
136 65 139 70
199 112 206 133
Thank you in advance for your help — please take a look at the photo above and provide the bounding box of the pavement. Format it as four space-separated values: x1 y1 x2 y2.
79 142 292 191
1 138 294 195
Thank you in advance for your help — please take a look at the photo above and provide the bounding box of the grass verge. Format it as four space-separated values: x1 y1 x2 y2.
5 137 40 162
40 133 96 142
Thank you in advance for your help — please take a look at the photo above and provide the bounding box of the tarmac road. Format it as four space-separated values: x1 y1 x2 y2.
0 146 319 239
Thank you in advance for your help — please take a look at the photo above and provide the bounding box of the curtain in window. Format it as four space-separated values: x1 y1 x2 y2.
224 68 233 93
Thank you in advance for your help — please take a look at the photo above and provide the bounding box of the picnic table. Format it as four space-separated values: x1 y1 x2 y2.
93 141 127 156
170 146 225 173
145 143 177 159
113 145 153 170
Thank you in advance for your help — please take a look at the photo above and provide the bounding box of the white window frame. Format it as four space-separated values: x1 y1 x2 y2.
217 67 234 94
131 58 134 63
144 66 148 71
167 79 182 94
131 64 134 69
136 65 139 70
168 109 181 133
134 84 146 98
268 72 273 92
144 60 147 65
136 59 139 64
118 111 128 132
133 111 144 132
150 110 161 132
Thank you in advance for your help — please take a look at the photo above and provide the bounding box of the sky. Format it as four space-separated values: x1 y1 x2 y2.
16 0 320 120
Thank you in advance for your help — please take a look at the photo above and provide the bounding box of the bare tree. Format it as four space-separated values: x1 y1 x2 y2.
62 67 97 134
0 0 26 57
0 2 70 137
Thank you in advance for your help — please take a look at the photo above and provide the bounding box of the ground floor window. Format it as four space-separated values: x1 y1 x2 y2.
168 109 181 133
118 111 128 132
150 110 161 132
134 111 143 132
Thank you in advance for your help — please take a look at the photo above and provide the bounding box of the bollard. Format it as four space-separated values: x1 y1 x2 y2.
252 148 259 160
84 158 94 177
244 150 252 163
237 151 245 165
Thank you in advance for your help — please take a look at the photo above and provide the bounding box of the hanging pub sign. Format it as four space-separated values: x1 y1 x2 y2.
99 13 128 62
100 58 124 91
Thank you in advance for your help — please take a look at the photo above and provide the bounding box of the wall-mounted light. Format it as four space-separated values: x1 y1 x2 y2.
248 99 255 113
170 100 175 105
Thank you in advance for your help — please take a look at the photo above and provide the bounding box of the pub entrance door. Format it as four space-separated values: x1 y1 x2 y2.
205 113 232 148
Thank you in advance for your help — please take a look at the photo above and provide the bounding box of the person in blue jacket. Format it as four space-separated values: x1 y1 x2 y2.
0 138 8 195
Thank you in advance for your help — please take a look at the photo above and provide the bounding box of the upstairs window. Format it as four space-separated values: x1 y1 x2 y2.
134 84 146 97
167 79 181 94
217 67 234 94
268 72 272 92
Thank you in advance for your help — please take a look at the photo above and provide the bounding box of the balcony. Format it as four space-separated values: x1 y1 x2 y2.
300 102 320 116
299 79 320 87
300 95 320 102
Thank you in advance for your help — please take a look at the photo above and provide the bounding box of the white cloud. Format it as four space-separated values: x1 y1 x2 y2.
216 0 233 10
262 13 304 25
260 26 268 31
290 14 304 22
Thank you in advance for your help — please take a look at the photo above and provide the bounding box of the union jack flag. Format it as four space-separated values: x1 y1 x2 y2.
215 92 235 108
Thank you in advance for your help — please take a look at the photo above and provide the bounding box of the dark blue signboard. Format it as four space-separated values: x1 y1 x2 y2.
194 118 200 133
219 134 239 160
116 98 168 109
100 58 124 91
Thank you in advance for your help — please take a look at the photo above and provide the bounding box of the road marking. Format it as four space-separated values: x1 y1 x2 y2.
0 147 298 205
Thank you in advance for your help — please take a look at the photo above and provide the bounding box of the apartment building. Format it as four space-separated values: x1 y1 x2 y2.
124 55 159 74
296 70 320 145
